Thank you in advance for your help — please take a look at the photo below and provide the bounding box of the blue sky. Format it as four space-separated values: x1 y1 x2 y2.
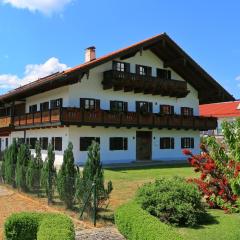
0 0 239 99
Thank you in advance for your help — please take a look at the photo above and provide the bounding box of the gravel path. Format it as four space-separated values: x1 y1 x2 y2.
76 227 125 240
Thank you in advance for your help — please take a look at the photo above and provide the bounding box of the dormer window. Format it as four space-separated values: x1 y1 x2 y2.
113 61 130 72
136 65 152 76
157 68 171 80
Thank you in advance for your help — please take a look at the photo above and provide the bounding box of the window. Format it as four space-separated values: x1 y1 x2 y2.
29 138 37 149
160 138 174 149
80 98 100 110
113 61 130 72
157 68 171 79
181 138 194 149
181 107 193 116
52 137 62 151
40 102 49 111
136 101 153 113
17 138 25 144
40 137 48 150
50 98 63 109
110 101 128 112
80 137 100 151
160 105 174 115
29 104 37 113
136 65 152 76
109 137 128 151
5 138 8 148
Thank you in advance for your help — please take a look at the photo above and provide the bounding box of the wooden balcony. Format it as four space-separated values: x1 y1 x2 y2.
102 70 189 98
0 116 12 128
12 108 217 131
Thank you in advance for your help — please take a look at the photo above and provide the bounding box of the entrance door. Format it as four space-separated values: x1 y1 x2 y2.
136 131 152 161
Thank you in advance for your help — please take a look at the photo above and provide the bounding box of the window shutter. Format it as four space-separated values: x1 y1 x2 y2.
167 70 171 79
160 138 163 149
181 138 184 148
136 101 140 112
191 138 194 148
80 98 85 109
112 61 117 71
147 67 152 76
125 63 130 73
171 138 174 149
96 99 100 110
149 102 153 113
160 105 164 114
59 98 63 108
136 65 140 75
110 101 114 111
124 138 128 150
171 106 174 115
181 107 184 115
124 102 128 112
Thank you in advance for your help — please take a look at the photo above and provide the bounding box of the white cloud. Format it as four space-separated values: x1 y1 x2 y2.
2 0 72 15
236 75 240 87
0 57 69 90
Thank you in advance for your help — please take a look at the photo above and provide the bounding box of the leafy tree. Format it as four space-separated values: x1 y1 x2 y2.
41 143 56 204
57 142 76 209
76 141 113 215
183 118 240 212
15 143 31 191
26 141 43 193
3 139 18 187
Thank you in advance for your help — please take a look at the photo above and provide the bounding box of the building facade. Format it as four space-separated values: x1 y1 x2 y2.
200 101 240 138
0 33 234 165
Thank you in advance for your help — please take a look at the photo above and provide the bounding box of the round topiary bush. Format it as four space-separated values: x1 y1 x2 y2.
136 176 205 226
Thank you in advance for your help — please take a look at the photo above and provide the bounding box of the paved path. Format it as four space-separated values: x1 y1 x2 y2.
76 227 125 240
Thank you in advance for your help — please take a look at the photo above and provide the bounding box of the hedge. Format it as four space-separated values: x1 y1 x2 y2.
115 202 185 240
4 212 75 240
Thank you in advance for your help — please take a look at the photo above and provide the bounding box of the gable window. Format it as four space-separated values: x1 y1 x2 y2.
160 137 174 149
181 137 194 149
136 101 153 114
40 137 48 150
29 138 37 149
29 104 37 113
40 102 49 112
113 61 130 72
80 137 100 151
109 137 128 151
136 65 152 76
157 68 171 80
52 137 62 151
80 98 100 110
181 107 193 116
110 101 128 112
160 105 174 115
50 98 63 109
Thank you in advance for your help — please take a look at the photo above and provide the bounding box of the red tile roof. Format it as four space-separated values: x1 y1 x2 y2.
200 101 240 117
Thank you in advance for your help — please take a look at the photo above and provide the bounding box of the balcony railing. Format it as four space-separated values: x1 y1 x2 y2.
11 108 217 131
102 70 189 98
0 116 12 128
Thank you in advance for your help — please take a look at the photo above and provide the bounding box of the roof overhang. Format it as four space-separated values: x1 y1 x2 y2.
0 33 234 104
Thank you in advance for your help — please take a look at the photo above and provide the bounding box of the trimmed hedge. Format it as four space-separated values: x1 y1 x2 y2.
4 212 75 240
115 202 185 240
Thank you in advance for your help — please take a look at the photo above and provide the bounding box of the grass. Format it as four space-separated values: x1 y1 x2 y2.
104 163 240 240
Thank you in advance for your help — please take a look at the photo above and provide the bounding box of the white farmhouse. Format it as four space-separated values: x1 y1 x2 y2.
0 33 234 165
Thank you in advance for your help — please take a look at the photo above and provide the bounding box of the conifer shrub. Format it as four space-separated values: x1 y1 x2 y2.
57 142 76 209
15 144 31 191
136 177 205 226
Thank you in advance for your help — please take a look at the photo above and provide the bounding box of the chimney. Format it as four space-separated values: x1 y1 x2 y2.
85 46 96 62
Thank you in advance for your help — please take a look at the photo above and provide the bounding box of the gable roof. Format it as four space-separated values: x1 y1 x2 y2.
200 101 240 118
0 33 234 104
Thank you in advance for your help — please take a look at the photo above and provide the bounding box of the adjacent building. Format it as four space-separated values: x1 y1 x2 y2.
0 33 234 165
200 101 240 138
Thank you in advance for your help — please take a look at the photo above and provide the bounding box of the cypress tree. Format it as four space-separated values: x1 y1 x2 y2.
57 142 76 209
15 143 31 191
41 143 55 204
4 139 18 187
76 141 113 214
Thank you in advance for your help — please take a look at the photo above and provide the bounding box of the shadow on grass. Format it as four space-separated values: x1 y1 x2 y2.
105 163 190 172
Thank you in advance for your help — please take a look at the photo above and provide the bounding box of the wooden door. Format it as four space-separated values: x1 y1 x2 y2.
136 131 152 161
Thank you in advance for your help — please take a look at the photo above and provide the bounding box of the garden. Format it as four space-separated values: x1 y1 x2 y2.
2 119 240 240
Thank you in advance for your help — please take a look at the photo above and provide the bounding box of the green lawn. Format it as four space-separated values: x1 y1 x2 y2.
104 164 240 240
